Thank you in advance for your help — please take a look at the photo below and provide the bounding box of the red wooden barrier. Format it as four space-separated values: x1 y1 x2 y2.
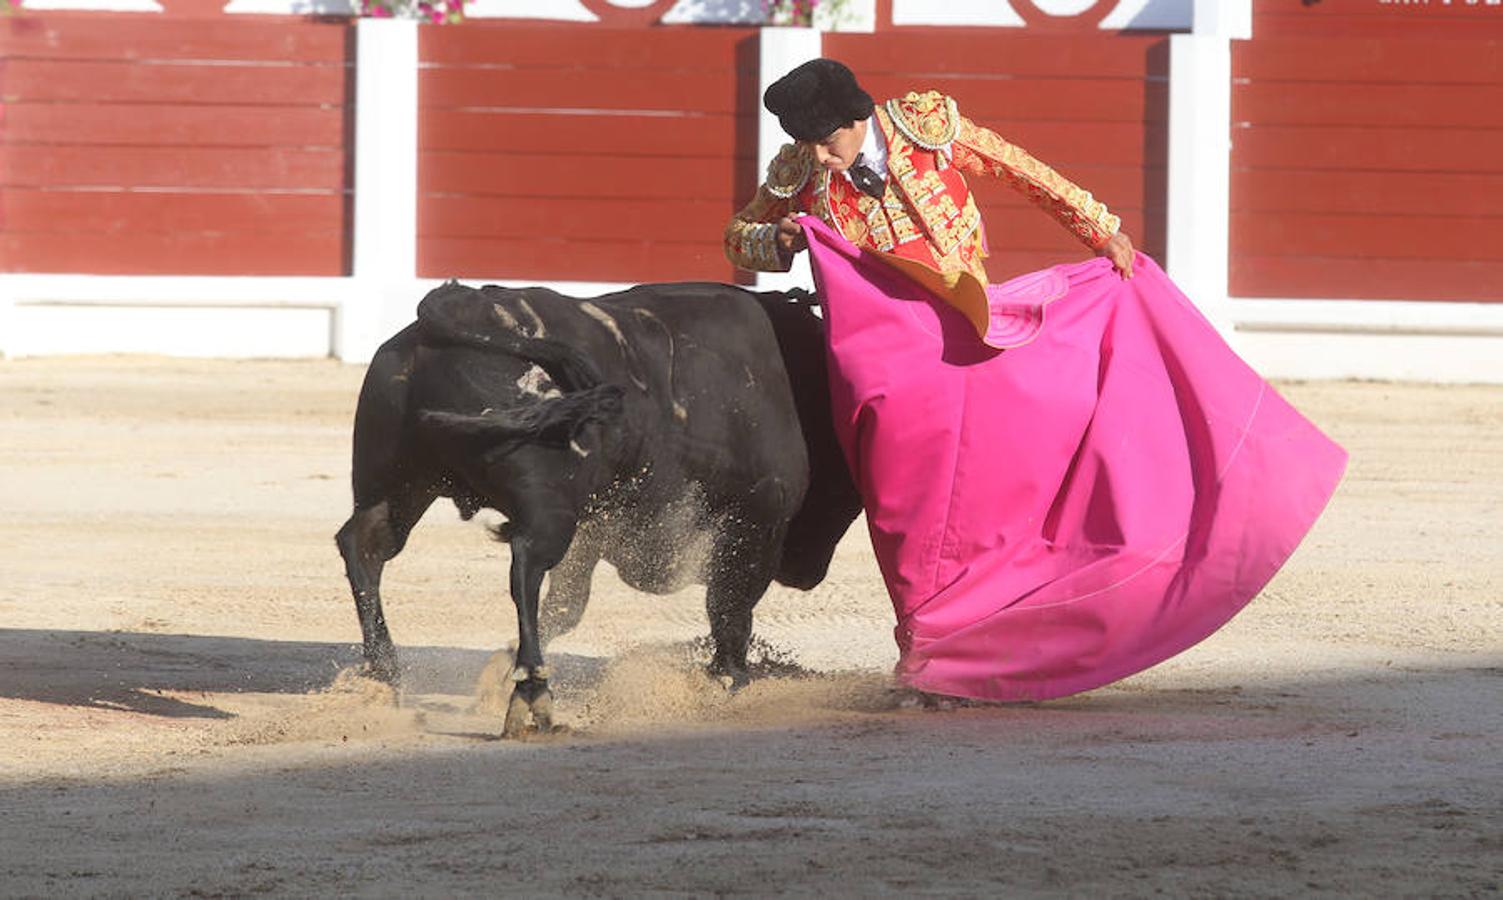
1229 0 1503 302
0 16 354 276
824 31 1169 281
417 25 760 284
1254 0 1503 39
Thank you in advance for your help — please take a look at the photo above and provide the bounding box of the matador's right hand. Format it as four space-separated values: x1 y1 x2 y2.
776 215 808 255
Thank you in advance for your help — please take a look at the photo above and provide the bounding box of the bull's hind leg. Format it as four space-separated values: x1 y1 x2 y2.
501 517 577 737
335 490 436 684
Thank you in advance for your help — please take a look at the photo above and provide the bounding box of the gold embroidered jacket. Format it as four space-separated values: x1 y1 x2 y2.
724 91 1121 285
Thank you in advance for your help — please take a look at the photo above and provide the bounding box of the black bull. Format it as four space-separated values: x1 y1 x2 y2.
335 280 863 735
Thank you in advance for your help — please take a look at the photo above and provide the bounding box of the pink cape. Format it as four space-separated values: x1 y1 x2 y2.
801 217 1347 702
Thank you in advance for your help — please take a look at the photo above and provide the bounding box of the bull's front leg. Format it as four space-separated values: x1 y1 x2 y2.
706 479 791 689
502 522 573 738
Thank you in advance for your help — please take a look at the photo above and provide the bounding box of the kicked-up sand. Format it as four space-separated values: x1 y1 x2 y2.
0 357 1498 896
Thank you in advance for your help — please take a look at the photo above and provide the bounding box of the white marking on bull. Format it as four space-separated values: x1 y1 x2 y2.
570 439 590 457
516 364 562 399
515 297 546 338
579 301 626 348
492 302 520 331
633 307 689 422
580 302 649 391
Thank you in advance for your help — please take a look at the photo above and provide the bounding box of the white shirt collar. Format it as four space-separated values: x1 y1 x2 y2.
840 113 887 186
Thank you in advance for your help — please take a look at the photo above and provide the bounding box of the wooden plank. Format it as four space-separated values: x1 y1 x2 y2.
1 104 348 149
989 122 1164 169
419 25 757 68
414 158 1156 229
1231 211 1503 262
975 213 1101 255
975 203 1165 255
1256 0 1503 20
1232 124 1503 174
1 189 345 234
419 152 742 200
982 249 1108 281
1254 0 1503 39
1254 15 1503 40
1 146 349 191
412 198 1163 272
414 202 1164 264
825 33 1169 80
1235 81 1503 130
853 76 1168 124
1 59 349 106
420 110 755 158
0 231 346 276
967 164 1161 213
419 195 736 243
1230 255 1503 302
420 240 1147 287
0 17 350 63
925 121 1165 170
420 67 751 114
418 236 733 282
1231 169 1503 218
1233 38 1503 85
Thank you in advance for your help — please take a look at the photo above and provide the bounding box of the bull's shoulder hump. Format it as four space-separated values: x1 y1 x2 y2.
617 282 754 302
584 283 764 321
415 280 488 334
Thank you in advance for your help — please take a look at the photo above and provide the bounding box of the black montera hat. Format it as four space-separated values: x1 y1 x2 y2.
763 58 875 142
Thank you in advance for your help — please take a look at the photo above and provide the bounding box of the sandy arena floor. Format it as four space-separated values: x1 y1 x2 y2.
0 357 1499 896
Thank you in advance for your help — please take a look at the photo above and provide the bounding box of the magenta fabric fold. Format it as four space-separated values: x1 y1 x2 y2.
801 216 1347 701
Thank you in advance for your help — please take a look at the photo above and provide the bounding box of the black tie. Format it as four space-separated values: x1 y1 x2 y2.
849 153 885 200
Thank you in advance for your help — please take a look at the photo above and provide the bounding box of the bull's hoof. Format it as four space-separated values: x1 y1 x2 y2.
500 679 558 739
893 688 988 712
530 690 555 733
708 663 752 693
361 652 401 687
502 691 532 738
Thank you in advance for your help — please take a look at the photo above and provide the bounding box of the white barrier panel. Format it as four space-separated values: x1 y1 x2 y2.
11 304 334 359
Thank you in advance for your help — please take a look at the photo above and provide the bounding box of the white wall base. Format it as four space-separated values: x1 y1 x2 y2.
0 275 363 361
1233 331 1503 385
1229 298 1503 384
10 304 334 359
0 275 713 363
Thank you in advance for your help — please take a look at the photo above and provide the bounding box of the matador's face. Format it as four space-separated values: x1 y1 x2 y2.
804 118 868 173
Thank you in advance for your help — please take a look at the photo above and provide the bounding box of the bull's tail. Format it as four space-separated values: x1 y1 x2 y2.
416 383 626 447
415 280 604 392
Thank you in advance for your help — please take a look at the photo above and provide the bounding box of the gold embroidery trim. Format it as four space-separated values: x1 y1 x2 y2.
724 185 792 272
765 143 815 200
956 115 1120 248
886 91 959 151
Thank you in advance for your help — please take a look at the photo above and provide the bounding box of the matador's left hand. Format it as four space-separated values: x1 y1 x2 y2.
1099 231 1135 279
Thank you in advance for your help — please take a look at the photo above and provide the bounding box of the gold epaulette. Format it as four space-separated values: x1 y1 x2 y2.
765 143 815 199
886 91 960 151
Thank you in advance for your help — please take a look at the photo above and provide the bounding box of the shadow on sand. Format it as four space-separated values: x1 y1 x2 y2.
0 628 610 720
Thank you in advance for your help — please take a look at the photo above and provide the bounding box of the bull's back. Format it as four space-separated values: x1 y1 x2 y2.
427 281 811 516
593 284 807 475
